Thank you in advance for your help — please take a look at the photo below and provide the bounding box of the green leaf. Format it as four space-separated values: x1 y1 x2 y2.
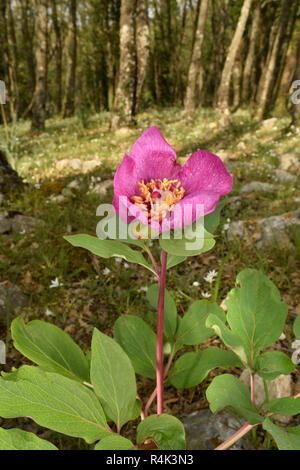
206 374 263 425
0 366 110 443
114 315 156 379
137 414 185 450
64 234 156 275
225 269 287 365
11 316 89 382
166 255 186 270
95 435 135 450
0 428 58 450
205 314 248 365
169 348 242 389
266 396 300 416
175 300 226 350
263 418 300 450
159 224 215 257
147 284 178 340
204 198 228 234
90 328 137 430
254 351 295 380
293 315 300 340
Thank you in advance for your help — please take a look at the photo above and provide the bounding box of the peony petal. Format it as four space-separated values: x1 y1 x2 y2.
129 126 181 181
178 150 233 197
168 190 224 231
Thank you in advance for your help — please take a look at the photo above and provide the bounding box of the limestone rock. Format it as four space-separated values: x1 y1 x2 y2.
239 370 292 424
240 181 276 194
0 282 27 320
273 169 297 184
260 117 277 129
11 215 46 234
0 211 11 234
182 409 248 450
279 153 299 172
89 179 114 196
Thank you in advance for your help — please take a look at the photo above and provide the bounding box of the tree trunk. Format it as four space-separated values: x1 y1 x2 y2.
184 0 209 118
19 0 35 95
217 0 253 127
0 0 11 121
135 0 150 113
256 0 293 121
52 0 62 114
7 0 19 119
292 29 300 126
31 0 48 131
232 57 242 109
111 0 136 129
105 0 115 111
63 0 77 118
241 1 260 103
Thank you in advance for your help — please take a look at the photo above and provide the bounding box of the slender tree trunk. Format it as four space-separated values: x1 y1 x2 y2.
7 0 19 119
31 0 48 131
63 0 77 118
111 0 136 129
0 0 11 121
135 0 150 113
52 0 62 114
174 0 187 104
292 29 300 126
256 0 293 120
217 0 253 127
242 1 261 103
232 57 242 109
105 0 115 111
184 0 209 118
19 0 35 95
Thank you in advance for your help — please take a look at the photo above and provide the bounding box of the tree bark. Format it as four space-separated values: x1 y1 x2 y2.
135 0 150 113
111 0 136 129
292 28 300 126
256 0 293 120
31 0 48 131
19 0 35 95
217 0 253 127
7 0 19 119
52 0 62 114
63 0 77 118
184 0 209 118
242 1 261 103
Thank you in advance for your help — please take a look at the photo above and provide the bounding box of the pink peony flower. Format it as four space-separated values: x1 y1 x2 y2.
112 127 232 232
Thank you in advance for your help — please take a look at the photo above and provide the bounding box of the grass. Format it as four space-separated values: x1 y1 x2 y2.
0 106 299 449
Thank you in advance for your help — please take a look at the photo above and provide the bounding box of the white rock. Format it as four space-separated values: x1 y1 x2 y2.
240 181 276 194
260 117 277 129
279 153 299 171
273 169 297 183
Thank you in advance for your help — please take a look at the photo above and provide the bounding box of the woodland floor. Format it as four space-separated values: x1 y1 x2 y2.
0 106 299 450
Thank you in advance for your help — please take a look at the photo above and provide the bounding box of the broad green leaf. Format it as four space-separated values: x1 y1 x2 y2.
225 269 288 365
266 396 300 416
169 348 242 389
293 315 300 340
114 316 156 379
95 435 135 450
90 328 137 430
0 428 58 450
147 284 178 340
206 374 262 425
64 234 156 275
254 351 295 380
0 366 110 443
175 300 226 350
204 198 228 234
11 316 89 382
263 418 300 450
159 224 215 257
205 314 248 365
137 414 185 450
166 255 186 270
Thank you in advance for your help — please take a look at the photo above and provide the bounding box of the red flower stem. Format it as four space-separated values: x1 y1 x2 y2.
144 343 176 417
156 249 168 416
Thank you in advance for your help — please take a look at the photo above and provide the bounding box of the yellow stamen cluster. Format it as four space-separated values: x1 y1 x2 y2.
130 178 185 223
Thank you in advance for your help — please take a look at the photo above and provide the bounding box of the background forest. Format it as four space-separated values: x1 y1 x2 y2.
0 0 300 451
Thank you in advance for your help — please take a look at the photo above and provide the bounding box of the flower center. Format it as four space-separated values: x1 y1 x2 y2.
130 178 185 223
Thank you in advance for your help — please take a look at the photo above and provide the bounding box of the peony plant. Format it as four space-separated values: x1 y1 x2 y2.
0 127 299 451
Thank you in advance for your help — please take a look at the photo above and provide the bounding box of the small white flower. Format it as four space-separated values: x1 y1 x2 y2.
102 267 111 276
115 257 123 264
279 332 286 341
49 277 63 288
138 286 148 292
123 263 130 269
45 308 54 317
192 281 200 287
204 270 218 284
201 291 211 298
19 229 26 235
